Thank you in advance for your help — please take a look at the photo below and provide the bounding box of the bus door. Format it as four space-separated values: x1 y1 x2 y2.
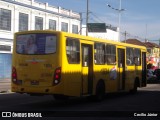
81 44 93 95
142 52 147 87
118 48 125 90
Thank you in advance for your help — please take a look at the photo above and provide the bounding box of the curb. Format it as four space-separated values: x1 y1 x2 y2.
0 89 12 94
0 79 11 94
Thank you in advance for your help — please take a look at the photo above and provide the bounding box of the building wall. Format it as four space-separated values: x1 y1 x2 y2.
0 0 81 79
0 0 119 79
81 25 119 41
0 0 81 37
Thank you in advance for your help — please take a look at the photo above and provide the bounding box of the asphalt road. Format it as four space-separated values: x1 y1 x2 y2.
0 84 160 119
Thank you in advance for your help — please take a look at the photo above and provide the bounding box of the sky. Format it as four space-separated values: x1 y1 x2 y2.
37 0 160 42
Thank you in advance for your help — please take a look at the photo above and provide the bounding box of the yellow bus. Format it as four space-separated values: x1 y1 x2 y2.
12 30 147 101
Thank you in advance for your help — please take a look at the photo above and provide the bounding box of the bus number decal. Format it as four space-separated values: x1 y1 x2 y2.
19 63 28 66
44 64 53 68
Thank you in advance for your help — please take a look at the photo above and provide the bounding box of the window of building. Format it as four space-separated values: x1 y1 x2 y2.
126 47 134 65
19 13 28 31
49 19 56 30
147 48 151 54
105 44 116 64
61 22 68 32
66 38 80 64
35 16 43 30
134 48 141 66
154 48 158 53
94 43 105 64
0 8 11 31
0 45 11 52
72 24 78 34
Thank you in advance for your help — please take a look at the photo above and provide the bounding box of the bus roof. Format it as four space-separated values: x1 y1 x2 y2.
61 31 147 50
15 30 147 50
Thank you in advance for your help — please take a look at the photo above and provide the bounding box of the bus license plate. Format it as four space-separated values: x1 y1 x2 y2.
31 81 39 85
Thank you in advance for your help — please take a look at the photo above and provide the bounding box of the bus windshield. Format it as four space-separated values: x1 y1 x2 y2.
16 33 57 55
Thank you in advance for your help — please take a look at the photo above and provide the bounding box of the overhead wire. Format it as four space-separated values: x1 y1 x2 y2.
85 10 146 41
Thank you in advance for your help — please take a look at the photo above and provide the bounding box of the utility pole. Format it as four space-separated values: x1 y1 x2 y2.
145 24 148 42
106 0 125 42
86 0 89 36
118 0 122 42
124 31 127 43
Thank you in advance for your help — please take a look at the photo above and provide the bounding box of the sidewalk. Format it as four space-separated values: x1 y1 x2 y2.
0 79 11 93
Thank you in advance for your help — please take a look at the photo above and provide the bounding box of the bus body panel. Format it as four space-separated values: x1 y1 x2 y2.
15 55 58 86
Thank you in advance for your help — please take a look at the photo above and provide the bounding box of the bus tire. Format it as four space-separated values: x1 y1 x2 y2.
53 94 68 101
95 80 105 101
130 78 139 94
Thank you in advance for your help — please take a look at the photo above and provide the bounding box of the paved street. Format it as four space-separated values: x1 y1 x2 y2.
0 84 160 119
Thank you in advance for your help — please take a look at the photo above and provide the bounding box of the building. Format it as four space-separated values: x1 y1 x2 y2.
81 24 119 41
123 39 146 46
0 0 120 80
0 0 81 79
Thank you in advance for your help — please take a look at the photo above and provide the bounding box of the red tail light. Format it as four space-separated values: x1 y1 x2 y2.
12 67 17 84
53 67 61 85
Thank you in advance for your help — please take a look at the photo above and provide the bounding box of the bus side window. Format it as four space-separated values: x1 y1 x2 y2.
94 43 105 65
82 46 89 67
67 54 72 63
134 49 141 66
66 38 80 64
105 44 116 65
126 47 134 65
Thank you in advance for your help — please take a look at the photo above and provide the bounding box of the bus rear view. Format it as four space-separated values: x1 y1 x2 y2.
12 31 62 95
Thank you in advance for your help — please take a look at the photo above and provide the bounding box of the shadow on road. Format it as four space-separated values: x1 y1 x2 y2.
4 88 160 111
1 84 160 119
1 84 159 120
0 84 160 112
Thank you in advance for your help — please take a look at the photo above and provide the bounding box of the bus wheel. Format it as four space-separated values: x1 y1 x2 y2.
53 94 69 101
130 79 139 94
95 81 105 101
